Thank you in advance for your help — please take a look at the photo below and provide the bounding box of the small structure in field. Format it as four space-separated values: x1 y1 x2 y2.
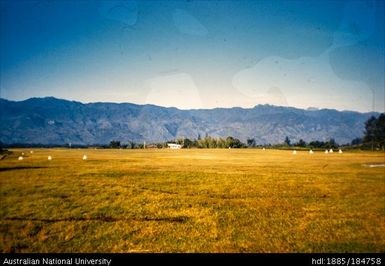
30 150 33 154
83 155 87 160
339 149 343 154
48 156 52 161
292 150 297 155
167 143 182 149
262 147 266 151
309 150 314 154
329 149 333 153
18 156 23 161
325 150 329 154
21 152 24 156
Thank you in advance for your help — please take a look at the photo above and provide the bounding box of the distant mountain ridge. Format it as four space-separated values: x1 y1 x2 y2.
0 97 378 145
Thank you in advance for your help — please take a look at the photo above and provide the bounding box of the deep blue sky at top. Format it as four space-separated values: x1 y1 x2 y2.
0 0 384 112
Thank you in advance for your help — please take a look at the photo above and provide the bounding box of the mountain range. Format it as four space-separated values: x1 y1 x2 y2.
0 97 378 145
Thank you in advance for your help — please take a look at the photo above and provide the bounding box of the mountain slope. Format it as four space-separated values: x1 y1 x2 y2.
0 97 378 145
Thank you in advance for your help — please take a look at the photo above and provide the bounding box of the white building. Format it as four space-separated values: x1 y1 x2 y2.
167 143 182 149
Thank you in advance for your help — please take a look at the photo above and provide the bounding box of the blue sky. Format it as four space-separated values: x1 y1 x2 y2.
0 0 384 112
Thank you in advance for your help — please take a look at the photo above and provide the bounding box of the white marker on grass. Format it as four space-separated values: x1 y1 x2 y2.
309 150 314 154
292 150 297 155
83 155 87 160
48 156 52 161
339 149 343 154
329 149 333 153
325 150 329 154
18 156 23 161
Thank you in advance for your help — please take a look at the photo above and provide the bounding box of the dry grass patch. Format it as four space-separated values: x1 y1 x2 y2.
1 148 384 252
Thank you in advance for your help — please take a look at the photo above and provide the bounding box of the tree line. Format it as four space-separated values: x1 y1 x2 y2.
107 136 340 150
108 135 246 149
277 136 339 149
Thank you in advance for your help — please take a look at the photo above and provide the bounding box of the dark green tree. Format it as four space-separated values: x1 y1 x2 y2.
364 116 377 150
309 140 324 148
375 114 385 149
325 138 338 149
284 136 291 146
183 138 193 148
226 136 244 148
351 138 362 146
364 114 385 150
296 139 307 147
247 138 256 147
110 140 121 148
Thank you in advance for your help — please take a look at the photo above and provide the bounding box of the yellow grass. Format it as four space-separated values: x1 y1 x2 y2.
0 148 384 252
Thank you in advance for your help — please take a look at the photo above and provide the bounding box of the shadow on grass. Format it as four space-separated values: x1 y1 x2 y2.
139 187 179 195
0 166 49 172
3 216 189 223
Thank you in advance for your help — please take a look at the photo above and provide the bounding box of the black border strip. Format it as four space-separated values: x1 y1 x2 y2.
1 253 384 266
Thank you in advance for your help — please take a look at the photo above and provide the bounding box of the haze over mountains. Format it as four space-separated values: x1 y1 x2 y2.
0 97 378 145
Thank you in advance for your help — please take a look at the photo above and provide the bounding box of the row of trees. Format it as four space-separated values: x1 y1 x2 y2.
281 136 339 149
106 140 139 149
176 136 245 148
107 136 340 150
108 136 246 149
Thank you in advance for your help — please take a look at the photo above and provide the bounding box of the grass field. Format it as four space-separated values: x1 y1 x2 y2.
0 148 384 253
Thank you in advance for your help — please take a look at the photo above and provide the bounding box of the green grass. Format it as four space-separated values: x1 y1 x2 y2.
0 148 384 252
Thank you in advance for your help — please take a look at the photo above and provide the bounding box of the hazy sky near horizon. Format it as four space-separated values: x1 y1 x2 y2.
0 0 384 112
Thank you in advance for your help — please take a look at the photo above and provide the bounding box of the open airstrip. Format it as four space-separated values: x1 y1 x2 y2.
0 148 384 252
